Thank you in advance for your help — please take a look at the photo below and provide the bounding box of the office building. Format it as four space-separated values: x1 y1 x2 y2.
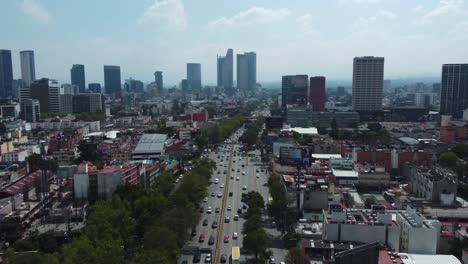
187 63 202 91
309 76 326 112
181 79 189 93
440 64 468 118
352 56 384 111
237 52 256 95
29 78 61 113
0 102 20 118
104 65 121 94
72 93 103 113
124 78 144 93
281 75 308 107
217 49 233 89
0 50 13 98
88 83 101 93
154 71 163 91
71 64 86 93
62 84 79 95
60 94 73 113
21 99 40 122
19 50 36 83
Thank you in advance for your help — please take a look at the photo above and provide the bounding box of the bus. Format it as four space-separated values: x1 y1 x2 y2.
231 246 240 264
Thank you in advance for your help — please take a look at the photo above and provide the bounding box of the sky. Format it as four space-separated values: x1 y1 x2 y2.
1 0 468 86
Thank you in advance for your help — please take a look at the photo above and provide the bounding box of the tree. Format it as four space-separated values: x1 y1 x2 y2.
77 142 102 163
367 122 382 132
452 143 468 159
243 229 269 262
440 152 459 168
285 248 305 264
0 122 7 135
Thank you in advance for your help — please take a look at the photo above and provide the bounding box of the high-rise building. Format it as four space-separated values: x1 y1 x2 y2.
337 86 346 96
352 56 384 111
20 50 36 83
104 65 121 94
440 64 468 118
237 52 256 95
88 83 102 93
62 84 79 95
281 75 308 107
217 49 233 90
21 99 40 122
154 71 163 91
72 93 103 113
0 50 13 98
181 79 189 93
187 63 202 91
309 76 326 112
124 78 144 93
71 64 86 93
29 78 61 113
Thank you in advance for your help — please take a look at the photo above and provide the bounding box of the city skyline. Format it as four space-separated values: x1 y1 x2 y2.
1 0 467 85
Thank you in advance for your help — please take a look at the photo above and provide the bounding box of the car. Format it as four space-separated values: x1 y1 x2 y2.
236 177 240 181
220 254 227 263
233 232 238 239
230 175 234 179
256 169 259 173
207 206 212 213
256 173 260 178
242 185 247 190
203 197 208 202
224 216 230 223
212 221 218 228
269 257 276 264
223 235 230 243
191 228 197 237
243 204 247 209
220 184 224 188
234 214 239 221
242 164 245 167
198 234 205 242
182 260 188 264
205 253 212 263
211 192 215 197
217 192 222 198
229 191 233 196
233 160 236 163
242 171 246 175
224 164 227 167
214 178 219 184
215 207 220 213
208 235 215 245
237 208 242 214
203 218 208 226
261 169 265 172
199 207 204 213
232 168 235 172
227 205 232 211
237 169 240 172
174 178 179 183
193 253 201 263
217 171 220 174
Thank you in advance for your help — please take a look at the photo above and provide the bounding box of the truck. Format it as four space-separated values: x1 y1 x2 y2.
231 246 240 264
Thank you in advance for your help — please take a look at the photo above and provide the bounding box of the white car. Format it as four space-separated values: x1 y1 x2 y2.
233 232 238 239
242 185 247 190
236 177 240 181
207 206 212 213
230 175 234 179
256 173 260 178
227 205 232 211
242 171 246 175
217 192 222 198
220 184 224 188
204 197 208 202
214 178 219 184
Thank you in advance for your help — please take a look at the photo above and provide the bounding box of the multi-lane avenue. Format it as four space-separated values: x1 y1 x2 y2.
180 128 270 263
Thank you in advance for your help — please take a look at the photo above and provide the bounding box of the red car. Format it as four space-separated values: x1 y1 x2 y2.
223 235 230 243
199 207 204 213
199 234 205 243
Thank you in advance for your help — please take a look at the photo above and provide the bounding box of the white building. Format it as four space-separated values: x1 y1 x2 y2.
30 120 100 132
1 149 29 162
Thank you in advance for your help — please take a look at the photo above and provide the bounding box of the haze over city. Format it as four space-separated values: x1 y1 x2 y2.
1 0 467 85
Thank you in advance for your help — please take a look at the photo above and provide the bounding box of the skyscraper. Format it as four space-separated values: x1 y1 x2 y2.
237 52 256 95
282 75 308 107
440 64 468 118
217 49 233 89
309 76 326 112
71 64 86 93
104 65 121 94
187 63 202 91
88 83 102 93
154 71 163 91
21 99 40 122
0 50 13 98
20 50 36 83
352 56 384 111
29 78 61 113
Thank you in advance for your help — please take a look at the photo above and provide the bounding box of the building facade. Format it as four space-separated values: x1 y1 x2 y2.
237 52 256 95
71 64 86 93
0 50 13 98
310 76 326 112
88 83 101 93
29 78 61 113
72 93 103 113
104 65 121 94
282 75 308 107
187 63 202 92
440 64 468 118
21 99 40 122
352 56 384 111
19 50 36 83
217 49 233 90
154 71 163 91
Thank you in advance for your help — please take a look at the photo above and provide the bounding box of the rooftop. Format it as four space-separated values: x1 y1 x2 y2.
133 134 167 154
281 127 318 135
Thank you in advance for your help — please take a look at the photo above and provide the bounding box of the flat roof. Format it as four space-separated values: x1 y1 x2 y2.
398 253 460 264
312 154 342 159
281 127 318 135
332 168 359 178
133 134 167 154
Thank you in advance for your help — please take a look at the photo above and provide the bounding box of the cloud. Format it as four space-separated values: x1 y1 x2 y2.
208 7 291 30
354 10 396 28
412 5 425 13
420 0 465 24
19 0 52 24
139 0 187 31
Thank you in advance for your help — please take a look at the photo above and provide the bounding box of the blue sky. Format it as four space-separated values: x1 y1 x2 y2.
1 0 467 86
